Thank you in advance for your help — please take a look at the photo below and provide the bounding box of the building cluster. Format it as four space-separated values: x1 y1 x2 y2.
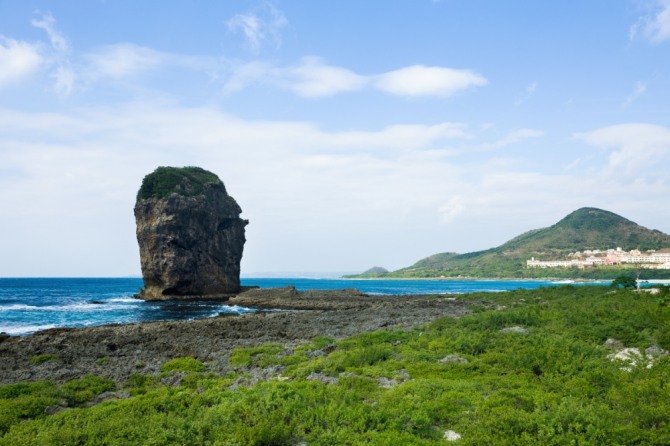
527 247 670 269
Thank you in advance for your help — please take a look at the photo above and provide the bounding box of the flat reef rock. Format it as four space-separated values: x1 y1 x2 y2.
0 289 478 386
134 166 248 300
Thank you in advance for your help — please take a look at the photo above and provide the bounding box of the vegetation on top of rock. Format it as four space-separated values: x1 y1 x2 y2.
136 166 223 200
353 207 670 279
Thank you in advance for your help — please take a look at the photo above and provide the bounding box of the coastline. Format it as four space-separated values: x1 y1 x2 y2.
0 288 478 386
339 275 611 283
0 277 606 338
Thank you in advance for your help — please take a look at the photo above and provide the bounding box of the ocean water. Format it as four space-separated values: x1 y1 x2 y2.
0 277 599 336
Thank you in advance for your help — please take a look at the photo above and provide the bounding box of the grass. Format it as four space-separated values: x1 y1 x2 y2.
1 286 669 444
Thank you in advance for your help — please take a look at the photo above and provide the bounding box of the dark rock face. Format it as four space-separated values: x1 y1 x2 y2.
134 167 248 300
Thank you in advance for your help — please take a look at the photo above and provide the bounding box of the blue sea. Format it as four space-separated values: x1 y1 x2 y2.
0 277 602 336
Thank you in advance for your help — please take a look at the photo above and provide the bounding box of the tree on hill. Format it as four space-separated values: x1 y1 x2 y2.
611 275 637 289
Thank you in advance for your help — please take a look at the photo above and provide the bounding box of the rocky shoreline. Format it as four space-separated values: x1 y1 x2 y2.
0 287 478 386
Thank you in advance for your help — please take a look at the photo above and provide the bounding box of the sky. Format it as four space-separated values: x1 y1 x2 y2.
1 0 670 277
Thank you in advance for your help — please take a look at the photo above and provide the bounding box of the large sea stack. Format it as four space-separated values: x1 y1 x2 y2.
134 166 248 300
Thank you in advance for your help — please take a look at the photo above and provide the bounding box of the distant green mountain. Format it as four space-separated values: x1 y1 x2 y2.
361 266 389 275
350 208 670 279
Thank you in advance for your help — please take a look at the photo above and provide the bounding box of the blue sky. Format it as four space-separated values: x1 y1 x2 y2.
1 0 669 276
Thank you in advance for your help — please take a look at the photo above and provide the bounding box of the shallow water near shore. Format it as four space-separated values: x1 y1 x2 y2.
0 277 604 335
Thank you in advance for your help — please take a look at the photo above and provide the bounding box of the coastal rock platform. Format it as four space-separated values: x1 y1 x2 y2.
0 288 477 386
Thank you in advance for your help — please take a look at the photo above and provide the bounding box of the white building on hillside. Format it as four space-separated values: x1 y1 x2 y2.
527 248 670 269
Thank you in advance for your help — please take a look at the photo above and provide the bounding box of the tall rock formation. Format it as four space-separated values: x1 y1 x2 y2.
134 167 248 300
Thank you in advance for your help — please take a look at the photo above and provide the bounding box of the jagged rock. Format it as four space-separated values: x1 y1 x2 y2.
90 390 130 405
443 430 462 441
44 405 65 415
309 349 326 358
607 344 668 371
239 286 300 300
608 347 644 372
646 345 669 358
376 369 410 388
134 167 248 299
306 372 338 385
376 376 398 388
604 338 624 350
439 354 469 364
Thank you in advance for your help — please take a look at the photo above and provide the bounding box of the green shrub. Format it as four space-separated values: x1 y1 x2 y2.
0 376 115 435
29 354 59 364
61 374 116 405
229 343 284 368
0 381 63 434
611 274 637 289
0 381 59 400
0 395 57 434
311 335 336 349
124 374 158 395
137 166 221 200
160 357 207 373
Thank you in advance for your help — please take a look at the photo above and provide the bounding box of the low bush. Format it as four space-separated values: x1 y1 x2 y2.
61 375 116 405
229 343 284 368
2 286 670 444
160 357 207 373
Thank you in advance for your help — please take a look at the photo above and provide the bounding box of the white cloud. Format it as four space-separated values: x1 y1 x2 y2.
0 36 42 87
2 105 670 274
285 57 368 97
221 60 272 93
223 57 366 97
5 13 485 101
223 59 488 98
227 14 263 52
226 3 288 54
574 123 670 177
0 103 517 274
52 64 76 95
25 13 216 95
621 81 647 108
478 128 544 151
438 196 467 223
514 81 539 106
31 13 69 52
374 65 488 97
324 122 471 152
84 44 165 80
630 0 670 44
30 12 76 95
